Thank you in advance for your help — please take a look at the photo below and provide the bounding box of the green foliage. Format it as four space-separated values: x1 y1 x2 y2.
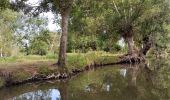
14 16 49 55
70 0 170 55
0 0 9 10
30 40 48 55
0 9 19 57
67 51 119 70
0 0 169 62
28 30 59 56
68 34 99 53
112 44 122 52
67 53 87 69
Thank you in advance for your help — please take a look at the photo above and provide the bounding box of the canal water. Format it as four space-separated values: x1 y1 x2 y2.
0 59 169 100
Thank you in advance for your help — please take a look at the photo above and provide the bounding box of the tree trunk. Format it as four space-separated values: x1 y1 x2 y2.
59 82 69 100
125 36 135 55
119 35 145 64
141 37 152 55
119 33 151 64
58 13 69 67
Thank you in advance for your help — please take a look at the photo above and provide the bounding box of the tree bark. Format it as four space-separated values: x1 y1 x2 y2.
125 36 135 55
119 35 146 64
141 37 152 55
57 13 69 67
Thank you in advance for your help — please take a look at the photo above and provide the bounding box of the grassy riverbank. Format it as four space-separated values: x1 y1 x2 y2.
0 51 120 88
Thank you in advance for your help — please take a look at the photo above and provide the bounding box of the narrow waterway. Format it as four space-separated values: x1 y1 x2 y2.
0 59 169 100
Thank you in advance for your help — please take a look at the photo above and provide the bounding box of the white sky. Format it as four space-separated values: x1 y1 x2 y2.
39 12 60 32
26 0 60 32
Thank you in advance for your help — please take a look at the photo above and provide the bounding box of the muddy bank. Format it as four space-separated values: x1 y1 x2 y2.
0 61 119 88
0 66 83 88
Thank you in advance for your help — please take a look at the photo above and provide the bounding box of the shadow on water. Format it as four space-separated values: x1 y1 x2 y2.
0 59 170 100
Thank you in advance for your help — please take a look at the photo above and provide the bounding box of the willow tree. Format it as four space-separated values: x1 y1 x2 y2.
107 0 170 62
69 0 169 63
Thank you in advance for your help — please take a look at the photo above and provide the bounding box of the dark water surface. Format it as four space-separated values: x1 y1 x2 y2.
0 59 170 100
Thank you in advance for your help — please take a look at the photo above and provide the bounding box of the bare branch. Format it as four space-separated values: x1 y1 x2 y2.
112 0 121 16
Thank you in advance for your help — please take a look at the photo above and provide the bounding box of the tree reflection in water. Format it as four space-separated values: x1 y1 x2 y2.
13 89 61 100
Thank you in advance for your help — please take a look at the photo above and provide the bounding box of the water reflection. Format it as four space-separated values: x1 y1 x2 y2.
120 69 127 77
0 60 170 100
13 89 60 100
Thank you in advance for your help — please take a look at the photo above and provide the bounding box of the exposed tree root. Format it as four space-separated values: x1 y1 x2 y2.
118 54 145 64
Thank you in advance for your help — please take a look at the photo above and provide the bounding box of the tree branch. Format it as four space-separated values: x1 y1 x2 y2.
112 0 121 17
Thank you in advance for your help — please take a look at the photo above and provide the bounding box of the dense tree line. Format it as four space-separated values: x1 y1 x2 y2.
0 0 169 67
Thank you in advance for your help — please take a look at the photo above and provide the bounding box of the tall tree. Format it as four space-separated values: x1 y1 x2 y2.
55 0 74 67
11 0 74 67
107 0 170 62
71 0 170 62
0 9 18 57
39 0 74 67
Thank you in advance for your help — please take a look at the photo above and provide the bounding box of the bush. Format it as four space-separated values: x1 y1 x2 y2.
29 40 48 56
67 53 87 69
66 51 118 70
112 44 122 52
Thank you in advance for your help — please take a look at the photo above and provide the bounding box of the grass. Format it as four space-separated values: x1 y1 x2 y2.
0 54 57 69
0 54 57 64
67 51 120 71
0 51 120 69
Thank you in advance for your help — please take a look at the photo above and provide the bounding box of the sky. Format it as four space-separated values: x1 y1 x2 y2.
26 0 60 32
39 12 60 32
